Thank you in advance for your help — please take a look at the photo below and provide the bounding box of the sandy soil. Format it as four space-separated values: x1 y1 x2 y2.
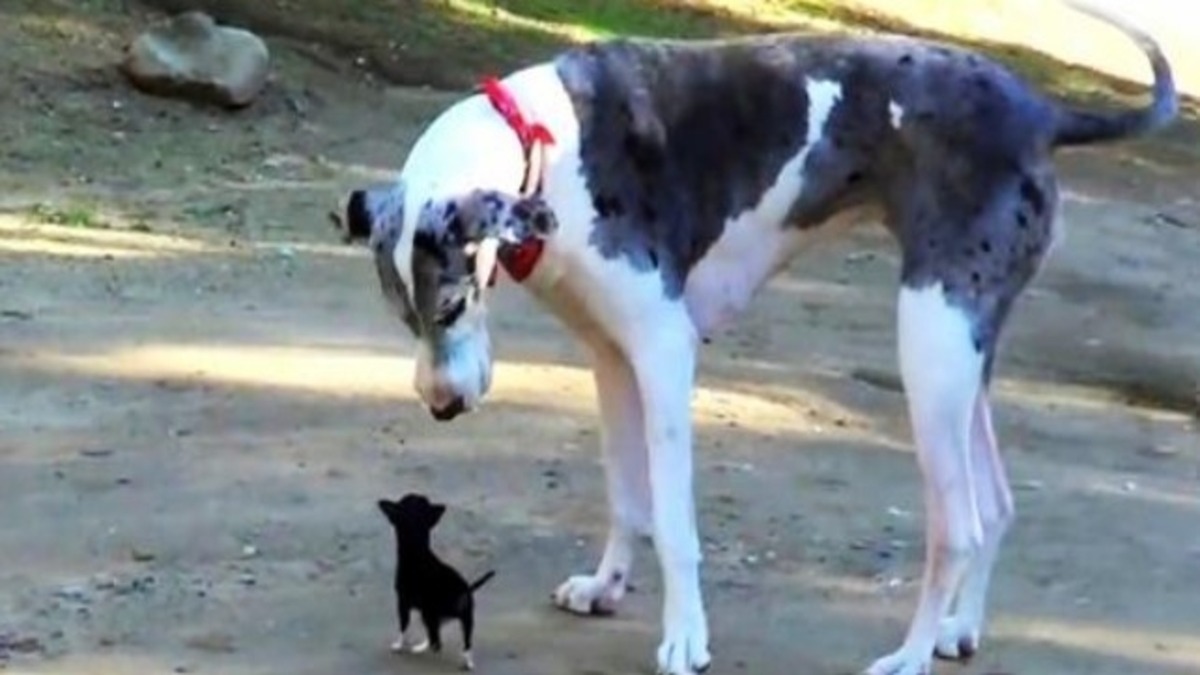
1 3 1198 675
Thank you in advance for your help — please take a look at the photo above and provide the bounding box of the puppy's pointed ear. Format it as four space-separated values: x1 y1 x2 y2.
428 503 447 529
378 499 397 520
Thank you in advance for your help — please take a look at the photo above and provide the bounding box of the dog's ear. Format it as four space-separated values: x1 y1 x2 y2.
458 190 557 244
498 193 557 244
377 499 398 521
335 183 405 246
428 502 447 529
345 190 372 240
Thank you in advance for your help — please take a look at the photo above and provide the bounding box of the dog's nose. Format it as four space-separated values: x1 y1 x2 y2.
429 396 466 422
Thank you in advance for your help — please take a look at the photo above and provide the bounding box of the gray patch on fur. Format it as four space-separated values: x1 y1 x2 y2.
556 38 819 297
556 34 1066 365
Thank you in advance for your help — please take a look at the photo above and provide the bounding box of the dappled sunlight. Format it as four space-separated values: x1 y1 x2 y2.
713 378 908 451
993 376 1195 423
831 601 1200 670
0 214 380 262
21 342 878 442
451 0 606 41
0 216 214 260
990 616 1200 671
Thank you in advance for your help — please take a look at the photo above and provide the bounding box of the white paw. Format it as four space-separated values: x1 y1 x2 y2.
408 639 430 654
552 573 626 616
656 613 711 674
865 646 932 675
934 616 981 661
390 637 406 653
460 650 475 671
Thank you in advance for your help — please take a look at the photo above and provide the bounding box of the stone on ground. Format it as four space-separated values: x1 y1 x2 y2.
120 11 270 108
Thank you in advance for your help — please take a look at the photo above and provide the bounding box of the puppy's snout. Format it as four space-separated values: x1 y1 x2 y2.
429 396 466 422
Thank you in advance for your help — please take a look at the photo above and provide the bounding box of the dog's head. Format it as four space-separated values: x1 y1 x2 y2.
378 493 447 544
345 182 556 421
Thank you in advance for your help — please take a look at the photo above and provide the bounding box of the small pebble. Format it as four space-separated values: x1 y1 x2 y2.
55 584 91 603
130 548 156 563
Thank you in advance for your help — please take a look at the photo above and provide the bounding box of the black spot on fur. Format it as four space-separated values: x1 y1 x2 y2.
1019 176 1045 215
898 54 914 66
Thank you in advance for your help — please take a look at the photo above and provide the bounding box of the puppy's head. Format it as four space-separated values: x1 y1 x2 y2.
344 183 556 422
378 493 446 542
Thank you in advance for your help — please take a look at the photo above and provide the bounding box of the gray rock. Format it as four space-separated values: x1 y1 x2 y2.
120 11 269 108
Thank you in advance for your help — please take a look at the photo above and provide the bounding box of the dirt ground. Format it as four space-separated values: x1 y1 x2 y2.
2 3 1199 675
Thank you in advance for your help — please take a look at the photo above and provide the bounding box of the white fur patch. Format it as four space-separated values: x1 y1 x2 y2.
683 77 845 336
871 282 986 675
889 100 905 129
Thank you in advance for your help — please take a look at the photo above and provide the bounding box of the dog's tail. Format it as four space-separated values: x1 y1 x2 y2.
468 570 496 593
1051 0 1178 147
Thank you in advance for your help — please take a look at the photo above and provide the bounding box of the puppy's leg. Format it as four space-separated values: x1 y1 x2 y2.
390 597 414 652
628 310 710 675
460 601 475 671
418 608 441 654
935 389 1015 660
868 283 984 675
554 340 650 615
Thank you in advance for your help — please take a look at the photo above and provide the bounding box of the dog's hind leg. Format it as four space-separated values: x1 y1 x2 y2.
554 339 651 615
460 601 476 671
419 608 443 654
867 282 985 675
935 389 1015 660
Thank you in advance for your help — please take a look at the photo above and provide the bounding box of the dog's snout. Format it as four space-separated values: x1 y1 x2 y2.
430 396 467 422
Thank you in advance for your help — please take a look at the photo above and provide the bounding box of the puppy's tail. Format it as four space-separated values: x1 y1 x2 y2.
468 570 496 593
1052 0 1178 147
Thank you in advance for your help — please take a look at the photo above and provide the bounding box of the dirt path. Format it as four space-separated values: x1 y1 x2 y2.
2 4 1198 675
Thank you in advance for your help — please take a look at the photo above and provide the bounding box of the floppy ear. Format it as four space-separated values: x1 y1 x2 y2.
496 194 558 244
428 503 447 529
336 183 406 246
344 190 373 240
460 190 557 291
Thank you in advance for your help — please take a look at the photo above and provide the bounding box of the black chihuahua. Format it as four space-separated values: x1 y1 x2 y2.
378 493 495 671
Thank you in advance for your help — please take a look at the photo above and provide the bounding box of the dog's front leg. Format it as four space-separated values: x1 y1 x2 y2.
554 340 651 615
629 312 710 675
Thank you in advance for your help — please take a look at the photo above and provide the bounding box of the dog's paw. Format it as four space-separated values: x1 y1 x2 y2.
552 573 626 616
655 616 711 675
864 646 932 675
390 634 430 655
408 639 431 654
460 650 475 671
934 616 980 661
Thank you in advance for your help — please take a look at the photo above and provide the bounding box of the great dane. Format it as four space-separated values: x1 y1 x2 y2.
340 1 1177 673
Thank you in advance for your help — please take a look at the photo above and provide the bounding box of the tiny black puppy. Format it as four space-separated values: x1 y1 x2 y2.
378 493 495 671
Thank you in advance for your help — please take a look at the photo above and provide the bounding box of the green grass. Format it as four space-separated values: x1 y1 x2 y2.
27 202 109 229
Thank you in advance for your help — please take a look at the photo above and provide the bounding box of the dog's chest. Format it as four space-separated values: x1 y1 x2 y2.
684 214 806 336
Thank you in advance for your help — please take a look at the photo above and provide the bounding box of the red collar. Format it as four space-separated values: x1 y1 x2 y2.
480 76 555 284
